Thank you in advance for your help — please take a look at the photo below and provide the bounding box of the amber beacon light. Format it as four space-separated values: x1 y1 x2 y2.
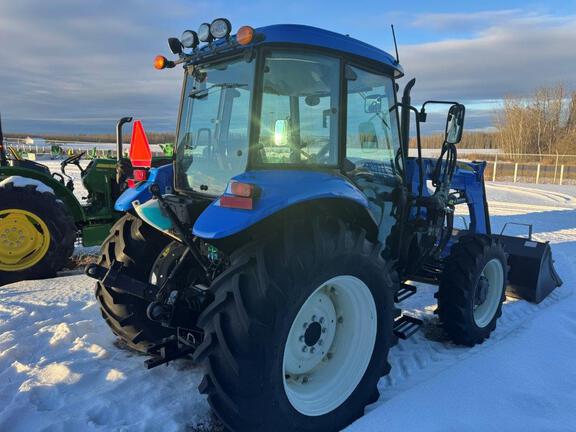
236 26 255 45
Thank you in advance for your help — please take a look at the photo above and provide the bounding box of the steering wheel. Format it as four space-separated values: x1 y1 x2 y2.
309 142 332 164
8 146 22 161
61 151 86 174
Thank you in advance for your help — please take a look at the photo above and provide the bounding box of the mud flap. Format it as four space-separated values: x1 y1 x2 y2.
496 223 563 304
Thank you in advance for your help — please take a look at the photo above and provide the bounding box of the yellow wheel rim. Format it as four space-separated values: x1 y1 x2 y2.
0 209 51 272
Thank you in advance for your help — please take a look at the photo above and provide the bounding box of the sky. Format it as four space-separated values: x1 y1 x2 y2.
0 0 575 134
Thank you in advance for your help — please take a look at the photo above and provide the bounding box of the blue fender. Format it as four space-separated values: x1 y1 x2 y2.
114 164 173 212
193 170 371 240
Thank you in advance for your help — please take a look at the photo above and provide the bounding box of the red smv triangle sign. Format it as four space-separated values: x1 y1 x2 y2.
129 120 152 167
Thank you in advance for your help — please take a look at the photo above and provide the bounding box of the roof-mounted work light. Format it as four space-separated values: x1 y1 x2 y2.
198 23 213 43
210 18 232 39
181 30 199 49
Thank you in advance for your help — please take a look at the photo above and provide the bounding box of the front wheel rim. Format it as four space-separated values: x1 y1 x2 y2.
473 258 504 327
282 275 378 417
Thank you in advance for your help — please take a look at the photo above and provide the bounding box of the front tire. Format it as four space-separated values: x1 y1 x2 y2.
194 216 395 432
438 234 508 346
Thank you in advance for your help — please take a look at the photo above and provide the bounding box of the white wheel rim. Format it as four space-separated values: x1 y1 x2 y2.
473 258 504 328
282 275 377 417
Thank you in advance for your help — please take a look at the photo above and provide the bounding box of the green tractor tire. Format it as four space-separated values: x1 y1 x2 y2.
0 181 76 286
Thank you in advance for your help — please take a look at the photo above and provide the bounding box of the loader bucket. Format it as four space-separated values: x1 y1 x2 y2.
496 223 563 304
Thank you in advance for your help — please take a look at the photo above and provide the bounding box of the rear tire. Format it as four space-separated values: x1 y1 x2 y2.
194 216 395 432
95 213 174 353
0 182 75 286
438 234 508 346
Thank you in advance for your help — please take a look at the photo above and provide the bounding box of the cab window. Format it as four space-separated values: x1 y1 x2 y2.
345 65 401 176
254 50 340 166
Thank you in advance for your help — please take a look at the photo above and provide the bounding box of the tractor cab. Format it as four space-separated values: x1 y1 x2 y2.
139 24 434 244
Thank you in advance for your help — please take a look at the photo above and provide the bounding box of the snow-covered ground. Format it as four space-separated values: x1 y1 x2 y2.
1 182 575 431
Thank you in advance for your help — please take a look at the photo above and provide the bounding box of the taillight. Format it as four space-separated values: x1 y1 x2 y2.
127 169 148 189
220 181 258 210
133 169 148 181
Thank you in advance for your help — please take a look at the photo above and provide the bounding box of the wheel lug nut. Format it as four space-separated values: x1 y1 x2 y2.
299 335 304 342
302 346 308 352
310 347 315 354
337 316 343 324
322 327 326 333
311 315 317 322
318 339 323 346
319 317 324 324
302 322 308 329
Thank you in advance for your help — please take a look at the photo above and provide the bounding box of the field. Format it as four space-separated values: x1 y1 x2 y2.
1 183 575 431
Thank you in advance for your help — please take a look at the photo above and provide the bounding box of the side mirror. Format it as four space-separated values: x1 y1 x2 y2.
274 119 289 146
445 104 465 144
364 94 383 114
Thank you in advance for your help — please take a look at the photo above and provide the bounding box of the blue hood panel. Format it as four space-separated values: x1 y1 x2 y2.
114 164 173 212
193 170 369 240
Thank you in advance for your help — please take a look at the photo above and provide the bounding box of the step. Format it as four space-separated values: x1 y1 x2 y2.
393 314 423 340
394 283 417 303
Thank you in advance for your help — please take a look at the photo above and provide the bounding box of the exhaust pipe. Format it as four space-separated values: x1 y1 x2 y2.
116 116 133 161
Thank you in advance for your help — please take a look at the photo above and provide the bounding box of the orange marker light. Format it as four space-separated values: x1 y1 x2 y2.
154 55 167 70
236 26 254 45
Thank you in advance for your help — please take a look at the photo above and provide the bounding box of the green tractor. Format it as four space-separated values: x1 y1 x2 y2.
0 116 169 285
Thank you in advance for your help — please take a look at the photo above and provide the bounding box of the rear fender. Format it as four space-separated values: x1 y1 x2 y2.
114 164 173 212
0 167 85 222
192 170 377 240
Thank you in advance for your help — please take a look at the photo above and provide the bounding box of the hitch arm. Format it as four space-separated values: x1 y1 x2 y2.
86 262 158 302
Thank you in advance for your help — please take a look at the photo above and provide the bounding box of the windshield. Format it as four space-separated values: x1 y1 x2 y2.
175 56 254 195
253 50 340 166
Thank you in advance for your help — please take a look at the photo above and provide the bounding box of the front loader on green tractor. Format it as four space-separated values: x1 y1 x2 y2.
86 21 563 432
0 116 170 285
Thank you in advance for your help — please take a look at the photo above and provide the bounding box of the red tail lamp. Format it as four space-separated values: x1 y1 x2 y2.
220 181 259 209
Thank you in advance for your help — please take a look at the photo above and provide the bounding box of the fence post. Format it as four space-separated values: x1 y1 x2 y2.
492 153 498 182
513 163 518 183
554 152 559 183
559 165 564 185
536 163 541 184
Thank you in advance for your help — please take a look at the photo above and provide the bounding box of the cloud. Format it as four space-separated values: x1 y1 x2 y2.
398 12 576 106
410 9 524 33
0 4 574 133
0 0 211 133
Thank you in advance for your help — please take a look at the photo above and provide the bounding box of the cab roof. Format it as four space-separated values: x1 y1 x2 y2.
193 24 404 78
253 24 404 78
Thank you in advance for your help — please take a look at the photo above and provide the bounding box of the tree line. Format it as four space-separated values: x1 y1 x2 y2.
413 84 576 158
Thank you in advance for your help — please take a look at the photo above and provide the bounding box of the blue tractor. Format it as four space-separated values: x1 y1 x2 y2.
87 21 562 432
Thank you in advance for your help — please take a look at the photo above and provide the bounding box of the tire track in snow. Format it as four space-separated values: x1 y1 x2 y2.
369 208 576 414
